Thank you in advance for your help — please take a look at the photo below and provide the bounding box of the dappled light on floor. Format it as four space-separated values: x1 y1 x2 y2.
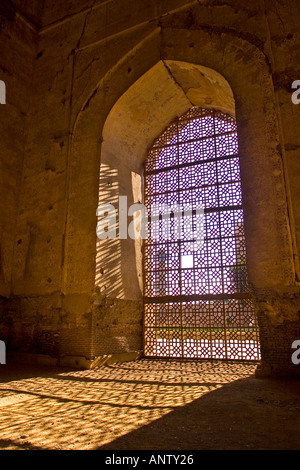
0 360 257 450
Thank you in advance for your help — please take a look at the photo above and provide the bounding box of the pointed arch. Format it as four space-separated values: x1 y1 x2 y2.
143 106 260 360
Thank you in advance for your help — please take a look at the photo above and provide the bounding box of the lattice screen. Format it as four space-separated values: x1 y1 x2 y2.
143 107 260 361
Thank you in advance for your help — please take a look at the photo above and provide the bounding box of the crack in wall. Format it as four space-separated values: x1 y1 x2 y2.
161 59 193 108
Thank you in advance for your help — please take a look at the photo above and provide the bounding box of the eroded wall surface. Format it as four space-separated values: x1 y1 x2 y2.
0 0 299 375
0 3 37 298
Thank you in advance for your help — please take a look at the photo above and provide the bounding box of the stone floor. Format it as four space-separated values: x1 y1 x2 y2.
0 359 300 450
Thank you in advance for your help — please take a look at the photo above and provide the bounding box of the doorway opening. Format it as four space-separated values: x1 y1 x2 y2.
143 107 260 361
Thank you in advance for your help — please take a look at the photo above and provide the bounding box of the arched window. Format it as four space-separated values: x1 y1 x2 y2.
143 107 260 361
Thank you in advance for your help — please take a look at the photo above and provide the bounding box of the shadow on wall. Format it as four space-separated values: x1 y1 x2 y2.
96 162 124 298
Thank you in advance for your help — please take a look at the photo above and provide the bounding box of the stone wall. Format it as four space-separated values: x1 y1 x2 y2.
0 0 299 375
256 289 300 377
0 2 37 298
92 292 143 356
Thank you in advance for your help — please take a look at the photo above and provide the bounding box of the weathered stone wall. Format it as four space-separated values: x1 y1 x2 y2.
92 291 143 355
0 2 37 299
0 0 299 375
256 289 300 377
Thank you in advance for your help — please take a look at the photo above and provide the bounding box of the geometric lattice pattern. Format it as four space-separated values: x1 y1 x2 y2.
144 107 260 361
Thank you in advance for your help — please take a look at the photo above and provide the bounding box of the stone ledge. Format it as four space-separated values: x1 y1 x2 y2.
255 362 300 379
89 350 143 368
7 350 143 369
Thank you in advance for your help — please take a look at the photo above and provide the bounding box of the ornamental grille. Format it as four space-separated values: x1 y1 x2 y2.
143 107 260 361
